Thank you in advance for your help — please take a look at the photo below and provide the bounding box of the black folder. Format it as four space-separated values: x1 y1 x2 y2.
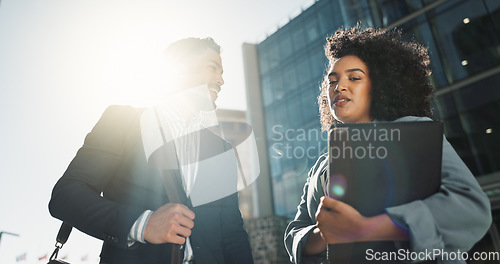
327 121 443 263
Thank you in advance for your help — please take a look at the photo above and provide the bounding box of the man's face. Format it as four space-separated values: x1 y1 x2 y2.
190 48 225 106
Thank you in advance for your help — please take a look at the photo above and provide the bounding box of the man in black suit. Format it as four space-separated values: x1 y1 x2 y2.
49 37 254 264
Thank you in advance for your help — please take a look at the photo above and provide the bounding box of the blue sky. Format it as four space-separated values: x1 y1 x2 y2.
0 0 314 263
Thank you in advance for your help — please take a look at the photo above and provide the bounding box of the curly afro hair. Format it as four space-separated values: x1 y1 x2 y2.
318 26 434 131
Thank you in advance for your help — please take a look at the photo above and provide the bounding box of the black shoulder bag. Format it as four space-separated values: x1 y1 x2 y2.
47 222 72 264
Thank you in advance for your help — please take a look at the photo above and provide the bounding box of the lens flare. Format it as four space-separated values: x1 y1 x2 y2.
329 174 347 199
332 185 345 197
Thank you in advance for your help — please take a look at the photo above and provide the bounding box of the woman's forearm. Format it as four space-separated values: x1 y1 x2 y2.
360 214 409 242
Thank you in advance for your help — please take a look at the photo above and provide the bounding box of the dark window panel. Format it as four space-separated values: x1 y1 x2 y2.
282 65 298 92
433 93 458 120
261 76 274 106
452 73 500 113
296 55 312 86
400 15 450 88
304 16 320 43
279 33 293 61
292 25 306 52
426 0 498 83
460 101 500 175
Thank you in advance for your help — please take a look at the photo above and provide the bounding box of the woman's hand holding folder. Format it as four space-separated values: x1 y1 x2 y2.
315 196 409 245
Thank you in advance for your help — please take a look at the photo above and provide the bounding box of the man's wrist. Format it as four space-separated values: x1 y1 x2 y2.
127 210 153 247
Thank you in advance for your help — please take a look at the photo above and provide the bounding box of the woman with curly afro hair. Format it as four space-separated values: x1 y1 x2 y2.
284 26 491 264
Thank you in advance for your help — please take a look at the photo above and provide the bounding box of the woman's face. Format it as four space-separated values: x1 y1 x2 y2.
327 55 373 123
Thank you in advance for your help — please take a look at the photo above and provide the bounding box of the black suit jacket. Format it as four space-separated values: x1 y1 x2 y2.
49 105 254 264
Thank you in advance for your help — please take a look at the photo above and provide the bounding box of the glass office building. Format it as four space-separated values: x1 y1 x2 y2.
244 0 500 256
